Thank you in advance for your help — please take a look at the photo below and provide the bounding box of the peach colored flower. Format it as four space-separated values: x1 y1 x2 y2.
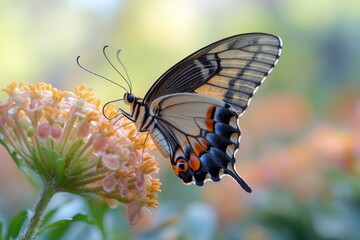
0 82 161 224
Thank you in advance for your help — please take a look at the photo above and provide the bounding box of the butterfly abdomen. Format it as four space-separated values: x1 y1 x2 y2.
150 127 170 158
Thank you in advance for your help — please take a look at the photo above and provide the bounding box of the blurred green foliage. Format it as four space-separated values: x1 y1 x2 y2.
1 0 359 239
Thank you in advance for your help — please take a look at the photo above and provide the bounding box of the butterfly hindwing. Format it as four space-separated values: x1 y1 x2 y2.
149 93 252 192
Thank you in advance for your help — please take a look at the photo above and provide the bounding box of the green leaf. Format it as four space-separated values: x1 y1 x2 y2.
5 210 28 240
41 208 60 228
42 147 65 183
86 198 110 237
40 198 74 228
65 139 84 162
37 214 95 236
42 147 59 171
55 157 65 183
29 148 48 179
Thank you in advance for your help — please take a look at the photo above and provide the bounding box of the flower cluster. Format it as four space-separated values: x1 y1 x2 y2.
0 82 160 224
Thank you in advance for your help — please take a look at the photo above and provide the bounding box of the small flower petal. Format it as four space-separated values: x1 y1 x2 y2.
126 202 142 225
77 120 91 138
102 153 120 170
50 124 63 142
119 181 128 198
92 136 107 152
136 172 145 190
36 122 50 141
102 173 118 192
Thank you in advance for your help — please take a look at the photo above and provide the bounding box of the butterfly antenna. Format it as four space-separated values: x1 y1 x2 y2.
77 56 129 94
102 98 124 120
116 49 132 93
103 46 132 93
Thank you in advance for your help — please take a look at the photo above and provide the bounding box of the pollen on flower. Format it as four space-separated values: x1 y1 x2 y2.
86 111 99 122
97 120 116 137
142 177 161 208
103 103 118 119
141 155 159 174
0 81 161 225
149 178 161 193
74 84 101 110
43 106 63 124
2 82 24 95
52 88 67 103
146 199 159 208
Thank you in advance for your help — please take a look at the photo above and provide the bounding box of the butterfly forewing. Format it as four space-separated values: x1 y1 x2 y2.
143 33 282 114
196 34 281 114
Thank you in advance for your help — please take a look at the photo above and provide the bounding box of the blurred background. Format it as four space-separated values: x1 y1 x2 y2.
1 0 359 239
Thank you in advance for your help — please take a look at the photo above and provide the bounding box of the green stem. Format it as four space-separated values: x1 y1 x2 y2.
18 184 55 240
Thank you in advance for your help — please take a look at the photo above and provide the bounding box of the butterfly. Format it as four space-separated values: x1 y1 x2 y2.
103 33 282 192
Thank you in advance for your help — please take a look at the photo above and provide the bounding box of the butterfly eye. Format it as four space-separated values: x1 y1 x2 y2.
124 93 135 104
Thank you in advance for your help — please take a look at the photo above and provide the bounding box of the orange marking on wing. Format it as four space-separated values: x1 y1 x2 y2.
172 165 179 176
206 106 216 119
196 83 227 99
193 142 205 156
175 147 183 157
189 153 201 171
172 158 188 176
195 84 212 96
198 137 210 150
204 119 215 132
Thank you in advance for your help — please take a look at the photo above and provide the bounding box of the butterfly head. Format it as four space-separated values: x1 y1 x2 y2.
122 92 145 126
124 93 135 105
122 93 137 119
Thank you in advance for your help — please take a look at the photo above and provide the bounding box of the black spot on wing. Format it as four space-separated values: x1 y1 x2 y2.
192 166 208 186
212 107 238 124
214 122 240 139
178 171 194 184
204 132 234 151
199 153 221 182
209 147 233 168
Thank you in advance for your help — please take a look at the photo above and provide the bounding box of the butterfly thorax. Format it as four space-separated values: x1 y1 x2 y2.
123 93 154 131
124 93 170 157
